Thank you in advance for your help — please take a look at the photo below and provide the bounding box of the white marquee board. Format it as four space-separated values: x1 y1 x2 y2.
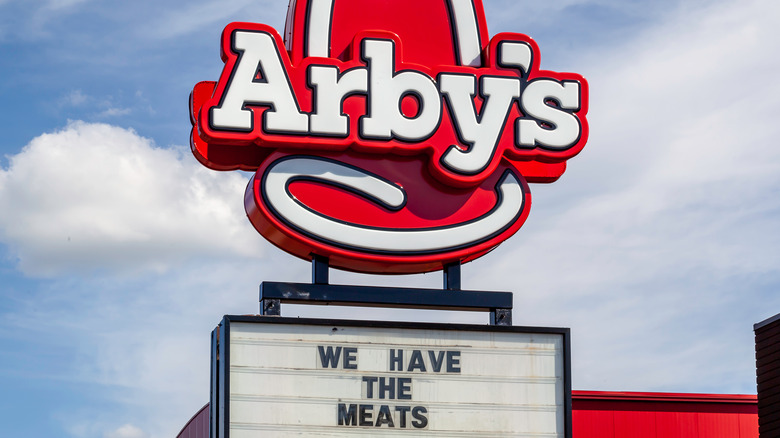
211 316 571 437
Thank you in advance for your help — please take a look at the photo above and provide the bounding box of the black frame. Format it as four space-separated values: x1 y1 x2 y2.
211 315 572 438
260 281 514 326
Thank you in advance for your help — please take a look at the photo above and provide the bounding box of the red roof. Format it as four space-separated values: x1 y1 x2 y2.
573 391 758 438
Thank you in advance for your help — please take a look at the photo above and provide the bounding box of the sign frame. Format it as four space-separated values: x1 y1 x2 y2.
211 315 572 437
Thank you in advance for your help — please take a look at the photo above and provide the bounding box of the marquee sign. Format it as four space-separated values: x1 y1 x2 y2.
190 0 589 273
212 316 571 437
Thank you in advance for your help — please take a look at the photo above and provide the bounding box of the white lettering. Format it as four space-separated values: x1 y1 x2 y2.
309 66 368 136
206 34 586 178
499 41 532 76
211 30 308 133
360 39 442 142
517 80 581 149
440 74 520 174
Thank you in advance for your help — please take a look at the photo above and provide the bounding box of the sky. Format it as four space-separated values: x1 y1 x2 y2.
1 0 779 437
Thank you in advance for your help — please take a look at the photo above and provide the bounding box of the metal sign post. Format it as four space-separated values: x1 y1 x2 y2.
260 257 514 326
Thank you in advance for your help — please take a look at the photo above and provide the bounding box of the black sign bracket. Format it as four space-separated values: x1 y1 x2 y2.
259 257 513 325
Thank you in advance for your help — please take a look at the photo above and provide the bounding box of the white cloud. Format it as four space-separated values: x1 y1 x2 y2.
61 90 88 107
0 121 265 276
0 122 306 436
96 107 132 118
45 0 90 10
56 90 151 121
104 424 148 438
0 0 91 11
143 0 287 40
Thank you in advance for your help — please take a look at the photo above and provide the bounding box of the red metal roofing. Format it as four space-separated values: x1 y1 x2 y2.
573 392 758 438
178 392 759 437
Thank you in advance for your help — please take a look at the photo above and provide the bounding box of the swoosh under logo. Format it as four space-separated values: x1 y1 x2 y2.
260 156 526 254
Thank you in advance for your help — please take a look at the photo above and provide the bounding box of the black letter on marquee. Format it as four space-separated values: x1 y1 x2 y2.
318 346 342 368
389 349 403 371
412 406 429 428
375 405 395 427
408 350 426 372
395 406 411 428
344 347 358 369
338 403 357 426
359 405 373 427
398 377 412 400
447 351 461 373
429 350 445 372
379 377 395 399
362 376 378 399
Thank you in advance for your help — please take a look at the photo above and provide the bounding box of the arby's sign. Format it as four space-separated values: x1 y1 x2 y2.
190 0 589 274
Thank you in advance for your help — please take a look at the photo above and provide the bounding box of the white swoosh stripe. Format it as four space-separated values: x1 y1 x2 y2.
262 157 524 253
448 0 482 67
306 0 335 57
305 0 482 67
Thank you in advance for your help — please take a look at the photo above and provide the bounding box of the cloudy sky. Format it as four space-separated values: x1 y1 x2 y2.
1 0 779 436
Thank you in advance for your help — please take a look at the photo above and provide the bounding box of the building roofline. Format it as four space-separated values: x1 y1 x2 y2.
573 391 757 404
755 312 780 331
175 404 208 438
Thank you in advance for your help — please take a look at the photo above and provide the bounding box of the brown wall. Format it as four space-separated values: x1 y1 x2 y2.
176 404 208 438
756 314 780 437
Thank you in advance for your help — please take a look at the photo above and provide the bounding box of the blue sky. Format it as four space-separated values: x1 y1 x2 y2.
1 0 779 437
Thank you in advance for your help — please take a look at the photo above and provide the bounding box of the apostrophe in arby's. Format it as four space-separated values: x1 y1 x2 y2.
190 0 589 274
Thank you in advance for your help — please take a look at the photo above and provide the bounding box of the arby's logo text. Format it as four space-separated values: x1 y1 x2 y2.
190 0 589 274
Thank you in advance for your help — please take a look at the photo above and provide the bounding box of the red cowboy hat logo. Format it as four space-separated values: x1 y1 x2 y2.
190 0 589 274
